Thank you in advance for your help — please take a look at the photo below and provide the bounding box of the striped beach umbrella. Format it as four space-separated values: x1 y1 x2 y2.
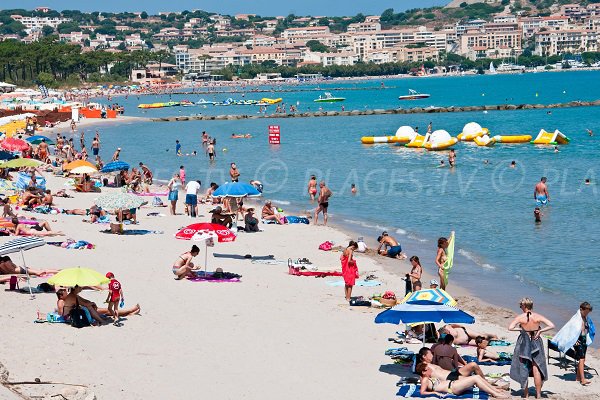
399 288 457 307
0 237 46 298
374 300 475 325
94 192 144 210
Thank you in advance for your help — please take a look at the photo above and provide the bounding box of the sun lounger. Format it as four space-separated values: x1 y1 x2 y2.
397 384 489 399
547 339 598 375
462 355 511 366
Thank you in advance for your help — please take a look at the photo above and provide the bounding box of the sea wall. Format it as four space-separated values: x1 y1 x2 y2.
151 99 600 122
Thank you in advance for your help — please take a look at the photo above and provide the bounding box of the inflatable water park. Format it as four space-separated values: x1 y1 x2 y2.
138 97 282 109
360 122 570 150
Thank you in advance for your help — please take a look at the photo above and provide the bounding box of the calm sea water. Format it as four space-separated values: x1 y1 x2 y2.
89 70 600 323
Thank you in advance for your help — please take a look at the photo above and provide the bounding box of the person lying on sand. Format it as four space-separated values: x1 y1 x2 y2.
0 255 60 277
172 245 200 280
476 336 501 362
11 217 64 237
416 363 509 398
56 287 140 325
417 347 490 382
440 324 498 346
63 205 106 223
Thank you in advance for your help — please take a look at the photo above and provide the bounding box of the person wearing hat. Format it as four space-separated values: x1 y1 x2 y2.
244 208 259 232
105 272 123 325
112 147 121 161
430 279 439 289
376 231 405 259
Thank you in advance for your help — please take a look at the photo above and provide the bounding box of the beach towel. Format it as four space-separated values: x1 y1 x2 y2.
397 384 488 399
288 265 342 277
213 253 275 260
488 340 513 347
101 229 163 235
285 216 309 224
463 355 512 366
326 279 382 287
552 311 595 352
442 231 455 286
318 241 333 251
251 259 287 265
510 329 548 389
48 240 95 250
187 271 241 282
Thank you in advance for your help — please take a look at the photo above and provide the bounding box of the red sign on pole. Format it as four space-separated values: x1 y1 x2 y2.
268 125 280 144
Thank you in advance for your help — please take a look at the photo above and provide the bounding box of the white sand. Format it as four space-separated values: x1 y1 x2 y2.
1 173 599 399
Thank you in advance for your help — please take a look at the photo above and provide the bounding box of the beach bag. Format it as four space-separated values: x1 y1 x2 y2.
70 299 90 328
318 241 333 251
152 196 163 206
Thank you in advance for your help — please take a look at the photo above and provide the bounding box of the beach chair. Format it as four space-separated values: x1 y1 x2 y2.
547 339 598 376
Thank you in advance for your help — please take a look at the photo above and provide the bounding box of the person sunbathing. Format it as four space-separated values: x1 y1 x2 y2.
172 245 200 280
0 255 60 277
21 188 42 207
416 363 509 398
42 190 53 206
63 205 106 223
418 347 486 380
476 336 501 362
55 288 140 323
261 200 283 224
2 198 17 218
11 217 64 237
440 324 498 345
56 287 110 325
210 206 233 228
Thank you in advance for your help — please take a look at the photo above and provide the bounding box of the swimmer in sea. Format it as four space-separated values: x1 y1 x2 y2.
510 160 516 168
202 131 208 146
351 183 357 195
534 207 543 223
554 146 559 153
438 160 445 168
587 129 593 136
307 175 317 201
585 179 590 185
534 177 549 206
484 159 489 165
448 149 456 167
206 142 216 161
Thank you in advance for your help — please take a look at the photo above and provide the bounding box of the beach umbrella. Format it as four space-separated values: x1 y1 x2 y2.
1 138 30 152
48 267 109 287
70 165 98 175
26 136 55 145
101 161 130 173
211 182 261 198
0 158 44 168
94 192 144 210
0 151 16 160
398 288 457 307
374 300 474 325
0 237 45 299
175 223 236 272
63 160 95 171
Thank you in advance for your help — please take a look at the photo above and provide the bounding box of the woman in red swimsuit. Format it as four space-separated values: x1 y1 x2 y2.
340 241 359 302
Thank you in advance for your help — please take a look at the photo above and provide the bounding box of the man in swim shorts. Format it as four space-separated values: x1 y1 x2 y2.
376 231 406 259
534 176 549 206
314 181 332 225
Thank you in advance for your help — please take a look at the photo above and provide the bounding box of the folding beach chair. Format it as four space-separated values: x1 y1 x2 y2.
547 339 598 376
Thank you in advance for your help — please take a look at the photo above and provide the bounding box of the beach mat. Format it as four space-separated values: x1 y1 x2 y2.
187 271 241 282
47 240 95 250
213 253 275 260
101 229 164 235
397 384 489 399
288 266 342 277
462 355 511 366
327 279 382 287
251 259 287 265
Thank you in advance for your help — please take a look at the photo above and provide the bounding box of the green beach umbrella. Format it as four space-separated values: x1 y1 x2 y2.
0 158 44 168
94 192 145 210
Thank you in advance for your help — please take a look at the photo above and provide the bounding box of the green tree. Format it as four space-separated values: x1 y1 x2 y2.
306 40 330 52
141 11 148 19
41 25 55 36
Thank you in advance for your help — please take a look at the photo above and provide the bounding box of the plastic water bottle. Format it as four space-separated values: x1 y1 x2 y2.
120 298 125 308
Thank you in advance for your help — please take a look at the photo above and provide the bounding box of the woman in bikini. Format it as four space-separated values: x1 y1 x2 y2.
417 363 509 398
508 297 555 399
307 176 317 201
435 237 449 290
11 218 64 237
408 256 423 292
172 245 200 280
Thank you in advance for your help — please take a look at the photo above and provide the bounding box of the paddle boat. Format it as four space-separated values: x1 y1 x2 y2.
424 130 458 151
361 126 416 144
314 92 345 103
457 122 489 141
531 129 570 145
398 89 430 100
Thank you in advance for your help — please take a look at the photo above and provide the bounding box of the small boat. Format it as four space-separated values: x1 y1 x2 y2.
488 62 497 75
398 89 430 100
314 92 345 103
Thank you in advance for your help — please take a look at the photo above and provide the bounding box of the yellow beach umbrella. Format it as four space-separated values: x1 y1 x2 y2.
63 160 95 171
70 165 98 175
48 267 109 287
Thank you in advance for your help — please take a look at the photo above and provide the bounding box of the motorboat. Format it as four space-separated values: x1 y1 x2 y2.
398 89 430 100
314 92 345 102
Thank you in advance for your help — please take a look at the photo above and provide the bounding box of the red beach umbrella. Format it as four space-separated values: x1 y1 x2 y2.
175 223 236 243
1 137 30 152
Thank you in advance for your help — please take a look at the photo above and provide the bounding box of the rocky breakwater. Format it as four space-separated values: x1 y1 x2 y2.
151 99 600 122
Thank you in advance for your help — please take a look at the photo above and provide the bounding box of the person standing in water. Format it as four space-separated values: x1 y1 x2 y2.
340 241 359 302
448 149 456 167
202 131 208 146
179 165 186 187
307 175 317 201
534 177 549 206
508 298 555 399
175 140 182 156
206 142 216 161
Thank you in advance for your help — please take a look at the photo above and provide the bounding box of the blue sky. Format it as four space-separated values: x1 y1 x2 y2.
13 0 447 16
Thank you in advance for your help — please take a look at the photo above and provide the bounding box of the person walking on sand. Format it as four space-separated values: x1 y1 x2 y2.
167 173 181 215
508 297 555 399
314 181 332 225
340 241 359 302
307 175 317 201
112 147 121 161
534 177 549 206
435 236 449 290
185 180 201 218
105 272 123 326
552 302 595 386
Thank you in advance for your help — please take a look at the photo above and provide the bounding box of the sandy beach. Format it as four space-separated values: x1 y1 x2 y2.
0 163 598 400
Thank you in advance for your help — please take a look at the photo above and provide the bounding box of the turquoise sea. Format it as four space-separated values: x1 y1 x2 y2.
91 70 600 323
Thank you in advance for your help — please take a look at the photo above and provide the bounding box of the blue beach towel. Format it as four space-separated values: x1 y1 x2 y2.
397 384 489 399
326 279 382 287
285 216 309 224
488 340 512 347
463 355 512 366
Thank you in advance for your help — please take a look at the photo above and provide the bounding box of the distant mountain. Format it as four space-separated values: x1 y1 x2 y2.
445 0 594 13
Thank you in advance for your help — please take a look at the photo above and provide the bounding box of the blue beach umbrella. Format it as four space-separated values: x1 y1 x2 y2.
212 182 261 198
0 151 16 160
101 161 130 173
26 135 55 145
374 300 475 325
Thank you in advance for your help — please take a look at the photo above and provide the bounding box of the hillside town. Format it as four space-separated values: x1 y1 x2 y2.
0 2 600 83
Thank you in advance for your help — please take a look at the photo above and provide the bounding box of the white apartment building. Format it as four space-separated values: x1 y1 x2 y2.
534 29 598 56
493 15 517 24
244 35 277 47
460 30 521 60
303 51 358 66
58 32 89 44
456 19 487 36
347 21 381 33
521 16 570 38
282 26 330 44
11 15 71 32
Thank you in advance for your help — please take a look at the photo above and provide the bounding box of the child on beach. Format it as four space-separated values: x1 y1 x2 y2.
475 336 500 362
534 207 543 223
179 165 186 186
105 272 123 326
